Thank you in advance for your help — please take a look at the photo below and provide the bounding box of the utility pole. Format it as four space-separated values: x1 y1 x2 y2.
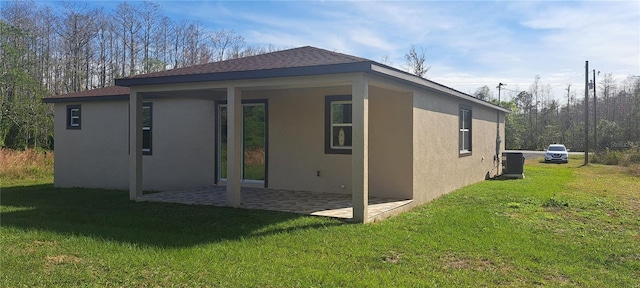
584 61 589 164
565 85 571 145
592 69 598 152
496 83 506 173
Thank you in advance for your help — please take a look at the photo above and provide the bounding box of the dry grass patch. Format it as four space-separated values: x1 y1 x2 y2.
381 251 402 264
438 252 510 273
0 149 53 185
569 164 640 213
45 254 83 266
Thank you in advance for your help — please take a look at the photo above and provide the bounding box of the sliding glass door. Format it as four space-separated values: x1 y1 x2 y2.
217 101 267 184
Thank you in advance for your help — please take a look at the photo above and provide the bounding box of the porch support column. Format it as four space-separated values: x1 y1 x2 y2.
352 74 369 223
129 89 143 200
226 87 242 207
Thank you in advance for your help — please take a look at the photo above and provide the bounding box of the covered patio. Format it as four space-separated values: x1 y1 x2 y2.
137 186 414 222
117 47 415 223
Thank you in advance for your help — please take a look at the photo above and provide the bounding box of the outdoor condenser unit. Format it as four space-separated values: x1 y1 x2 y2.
501 152 524 179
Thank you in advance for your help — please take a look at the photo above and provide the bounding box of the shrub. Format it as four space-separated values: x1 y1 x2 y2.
542 195 569 208
592 145 640 165
592 148 622 165
628 164 640 177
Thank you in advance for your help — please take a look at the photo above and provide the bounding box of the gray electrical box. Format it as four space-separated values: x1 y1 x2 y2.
502 152 524 179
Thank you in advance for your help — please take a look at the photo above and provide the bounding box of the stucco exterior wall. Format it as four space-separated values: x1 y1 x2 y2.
52 80 502 204
368 87 413 199
53 97 216 191
143 97 216 191
244 85 413 199
247 86 353 194
53 101 129 189
412 90 506 204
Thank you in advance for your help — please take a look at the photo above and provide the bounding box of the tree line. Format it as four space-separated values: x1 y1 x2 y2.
475 74 640 152
1 0 282 149
2 0 638 153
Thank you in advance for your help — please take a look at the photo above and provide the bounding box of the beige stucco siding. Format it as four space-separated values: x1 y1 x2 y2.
245 85 413 199
53 97 216 191
368 87 413 199
53 101 129 189
142 97 216 191
53 79 503 205
412 90 505 204
248 86 353 194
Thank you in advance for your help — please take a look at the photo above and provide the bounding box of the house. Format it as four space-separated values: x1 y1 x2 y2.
43 46 508 223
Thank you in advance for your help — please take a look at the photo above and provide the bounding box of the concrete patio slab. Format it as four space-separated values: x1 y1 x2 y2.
137 186 414 222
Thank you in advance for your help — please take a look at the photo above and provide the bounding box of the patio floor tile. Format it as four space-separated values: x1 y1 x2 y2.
137 186 413 221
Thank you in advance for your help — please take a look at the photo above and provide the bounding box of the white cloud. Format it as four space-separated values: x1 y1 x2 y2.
148 0 640 101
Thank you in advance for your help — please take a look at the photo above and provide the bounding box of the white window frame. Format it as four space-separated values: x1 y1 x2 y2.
330 100 353 150
70 109 80 127
66 105 81 130
459 107 472 155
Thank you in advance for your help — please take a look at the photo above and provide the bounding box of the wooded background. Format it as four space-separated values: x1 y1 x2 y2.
1 0 638 152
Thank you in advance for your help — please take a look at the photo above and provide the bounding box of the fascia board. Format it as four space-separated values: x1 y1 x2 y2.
115 62 374 87
369 64 511 113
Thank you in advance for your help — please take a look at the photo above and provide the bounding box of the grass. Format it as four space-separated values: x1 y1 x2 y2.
1 152 639 287
591 146 640 177
0 149 53 186
219 148 265 180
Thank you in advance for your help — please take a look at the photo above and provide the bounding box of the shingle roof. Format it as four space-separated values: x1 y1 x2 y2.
40 46 510 113
124 46 370 80
43 86 130 103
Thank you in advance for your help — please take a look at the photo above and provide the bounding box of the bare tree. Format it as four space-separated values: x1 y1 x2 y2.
0 0 290 149
404 44 430 78
379 54 393 66
153 16 173 71
56 2 99 92
139 1 161 73
182 21 206 66
171 20 186 68
210 29 244 61
115 2 141 76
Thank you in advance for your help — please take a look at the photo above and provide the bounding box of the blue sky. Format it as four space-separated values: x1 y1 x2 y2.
44 0 640 101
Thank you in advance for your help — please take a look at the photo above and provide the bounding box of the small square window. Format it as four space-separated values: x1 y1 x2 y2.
325 95 352 154
66 105 81 129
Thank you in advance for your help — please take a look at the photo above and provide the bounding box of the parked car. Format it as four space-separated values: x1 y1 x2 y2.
545 144 569 163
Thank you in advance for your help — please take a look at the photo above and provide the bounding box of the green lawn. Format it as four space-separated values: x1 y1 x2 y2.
1 158 639 287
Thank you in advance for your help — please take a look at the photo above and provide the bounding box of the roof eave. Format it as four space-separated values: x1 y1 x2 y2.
115 62 375 87
42 94 129 103
369 64 511 113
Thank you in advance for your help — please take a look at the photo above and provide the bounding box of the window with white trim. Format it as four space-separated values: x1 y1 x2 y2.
459 107 472 155
325 95 352 154
66 105 81 129
142 103 152 155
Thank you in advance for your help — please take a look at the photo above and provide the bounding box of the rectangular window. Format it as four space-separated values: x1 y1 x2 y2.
459 107 472 155
66 105 81 129
142 103 152 155
325 95 352 154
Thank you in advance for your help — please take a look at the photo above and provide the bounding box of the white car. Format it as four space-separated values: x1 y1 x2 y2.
545 144 569 163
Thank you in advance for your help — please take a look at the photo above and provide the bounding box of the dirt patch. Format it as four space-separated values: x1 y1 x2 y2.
382 251 402 264
440 253 501 272
543 273 571 285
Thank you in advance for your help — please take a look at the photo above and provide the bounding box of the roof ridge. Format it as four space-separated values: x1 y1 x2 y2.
121 45 370 81
302 46 371 62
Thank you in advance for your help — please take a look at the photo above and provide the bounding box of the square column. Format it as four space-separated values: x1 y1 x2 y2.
129 90 143 200
226 87 242 207
352 74 369 223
